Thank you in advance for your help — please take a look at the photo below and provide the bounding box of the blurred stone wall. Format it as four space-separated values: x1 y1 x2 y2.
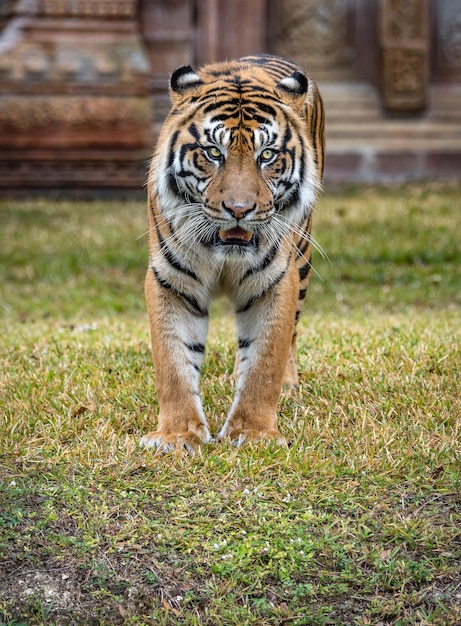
272 0 357 82
0 0 152 195
0 0 459 193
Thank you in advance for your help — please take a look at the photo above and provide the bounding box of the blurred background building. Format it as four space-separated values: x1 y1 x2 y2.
0 0 460 195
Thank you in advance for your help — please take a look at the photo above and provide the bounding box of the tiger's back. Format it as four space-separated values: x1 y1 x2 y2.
142 54 325 451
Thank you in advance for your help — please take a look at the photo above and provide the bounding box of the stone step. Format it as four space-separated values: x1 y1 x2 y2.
327 137 461 152
326 121 461 138
321 83 461 182
322 83 461 156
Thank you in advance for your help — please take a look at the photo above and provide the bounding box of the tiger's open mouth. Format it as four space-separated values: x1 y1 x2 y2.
218 226 255 246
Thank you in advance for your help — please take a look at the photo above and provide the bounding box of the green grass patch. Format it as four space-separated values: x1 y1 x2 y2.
1 184 460 625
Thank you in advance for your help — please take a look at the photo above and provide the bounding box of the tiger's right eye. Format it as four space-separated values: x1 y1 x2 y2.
261 148 274 161
205 146 223 161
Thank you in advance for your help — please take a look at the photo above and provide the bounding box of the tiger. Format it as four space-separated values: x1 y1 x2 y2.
140 53 325 452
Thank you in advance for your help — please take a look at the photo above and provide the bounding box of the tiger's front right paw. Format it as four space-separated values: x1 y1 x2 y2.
139 430 206 453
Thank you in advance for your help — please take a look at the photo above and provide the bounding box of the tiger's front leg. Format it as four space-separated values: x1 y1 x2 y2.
218 260 299 446
140 269 211 452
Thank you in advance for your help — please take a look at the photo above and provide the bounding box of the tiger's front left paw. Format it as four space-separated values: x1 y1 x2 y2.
139 430 205 453
220 428 287 447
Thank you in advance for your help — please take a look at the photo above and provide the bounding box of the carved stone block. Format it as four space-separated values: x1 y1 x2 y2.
380 0 429 112
274 0 356 81
0 0 152 193
382 46 428 110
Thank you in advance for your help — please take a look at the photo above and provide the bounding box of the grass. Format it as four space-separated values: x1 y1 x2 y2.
0 183 460 625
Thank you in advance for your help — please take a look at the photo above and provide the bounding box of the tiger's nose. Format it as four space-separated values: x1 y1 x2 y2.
222 201 255 219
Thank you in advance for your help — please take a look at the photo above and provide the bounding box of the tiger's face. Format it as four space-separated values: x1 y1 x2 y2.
152 61 322 258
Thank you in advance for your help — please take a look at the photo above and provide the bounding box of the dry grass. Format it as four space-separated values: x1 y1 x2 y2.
0 184 460 625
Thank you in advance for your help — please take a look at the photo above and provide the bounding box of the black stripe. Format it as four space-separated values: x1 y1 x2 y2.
309 95 325 179
166 171 181 197
317 98 325 177
167 130 180 169
285 185 300 207
240 242 279 283
298 259 312 281
198 89 290 112
181 293 208 318
185 342 205 354
154 220 201 282
152 267 208 318
310 98 319 172
188 122 201 141
256 102 277 117
149 198 156 222
297 234 310 258
282 122 292 149
238 338 253 349
238 55 303 80
237 257 291 314
296 215 312 257
179 142 199 163
298 288 307 300
150 198 175 238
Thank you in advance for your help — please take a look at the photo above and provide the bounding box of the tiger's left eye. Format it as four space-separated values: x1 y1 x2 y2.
206 146 223 160
260 148 276 163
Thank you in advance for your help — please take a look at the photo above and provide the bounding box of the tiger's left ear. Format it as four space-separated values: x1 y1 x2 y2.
169 65 203 105
276 70 309 107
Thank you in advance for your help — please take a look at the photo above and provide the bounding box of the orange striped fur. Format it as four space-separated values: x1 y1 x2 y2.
141 54 325 451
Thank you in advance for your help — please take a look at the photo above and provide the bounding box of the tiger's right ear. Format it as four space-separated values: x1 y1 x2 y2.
170 65 203 104
276 70 309 110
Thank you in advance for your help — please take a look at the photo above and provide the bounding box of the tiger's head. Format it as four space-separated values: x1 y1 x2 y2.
150 56 324 258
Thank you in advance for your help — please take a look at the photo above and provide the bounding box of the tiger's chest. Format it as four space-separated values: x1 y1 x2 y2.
150 218 294 308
